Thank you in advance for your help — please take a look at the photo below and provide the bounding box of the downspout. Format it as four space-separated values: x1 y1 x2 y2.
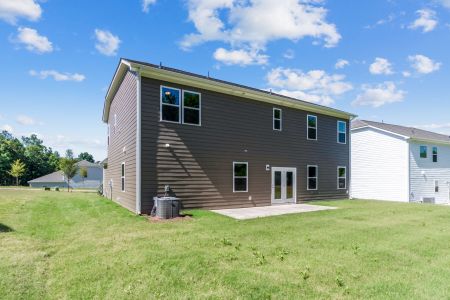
132 66 142 214
348 115 355 199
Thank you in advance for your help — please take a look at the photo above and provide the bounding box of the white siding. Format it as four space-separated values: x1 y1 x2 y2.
351 127 409 202
409 142 450 204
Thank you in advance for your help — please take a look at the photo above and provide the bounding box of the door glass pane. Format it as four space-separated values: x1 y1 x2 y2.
274 171 281 199
286 171 293 199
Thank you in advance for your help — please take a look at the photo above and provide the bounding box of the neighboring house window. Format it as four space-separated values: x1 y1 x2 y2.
161 86 181 123
307 115 317 140
107 125 110 146
182 90 201 126
337 121 347 144
273 108 282 131
337 166 347 189
420 146 427 158
121 163 125 192
433 147 438 163
435 180 439 193
233 162 248 192
307 165 318 190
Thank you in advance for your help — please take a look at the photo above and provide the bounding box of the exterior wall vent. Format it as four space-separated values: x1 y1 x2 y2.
422 197 435 204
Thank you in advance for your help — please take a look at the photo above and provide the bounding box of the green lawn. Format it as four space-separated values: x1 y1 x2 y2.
1 191 450 299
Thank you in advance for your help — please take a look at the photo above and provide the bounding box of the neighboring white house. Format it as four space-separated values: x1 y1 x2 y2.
351 120 450 204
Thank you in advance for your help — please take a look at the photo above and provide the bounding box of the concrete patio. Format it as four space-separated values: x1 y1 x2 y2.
211 204 338 220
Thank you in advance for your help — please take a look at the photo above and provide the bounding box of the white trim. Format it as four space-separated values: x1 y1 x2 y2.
307 115 318 141
351 125 410 140
233 162 248 193
160 85 181 124
103 60 356 123
273 108 282 131
134 68 142 214
337 120 347 144
121 162 125 192
337 166 347 190
307 165 318 191
271 167 297 204
182 89 201 126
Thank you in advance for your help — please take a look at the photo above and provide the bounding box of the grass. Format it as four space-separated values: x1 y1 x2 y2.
1 191 450 299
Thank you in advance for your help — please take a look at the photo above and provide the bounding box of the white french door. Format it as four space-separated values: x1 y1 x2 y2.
271 167 297 204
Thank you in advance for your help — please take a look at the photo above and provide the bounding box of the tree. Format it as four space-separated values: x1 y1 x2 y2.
59 158 79 192
8 159 26 186
80 167 88 184
65 149 74 160
78 152 95 163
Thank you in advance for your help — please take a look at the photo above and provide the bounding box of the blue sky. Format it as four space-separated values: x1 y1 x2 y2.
1 0 450 160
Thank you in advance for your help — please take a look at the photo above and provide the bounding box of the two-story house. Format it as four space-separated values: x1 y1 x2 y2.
102 59 355 214
351 120 450 204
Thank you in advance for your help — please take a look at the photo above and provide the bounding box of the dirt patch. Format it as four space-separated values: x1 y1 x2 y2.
144 214 193 223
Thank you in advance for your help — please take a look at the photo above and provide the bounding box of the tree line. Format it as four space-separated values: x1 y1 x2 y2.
0 130 96 186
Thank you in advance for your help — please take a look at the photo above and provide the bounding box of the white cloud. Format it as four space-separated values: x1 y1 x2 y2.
266 67 353 106
16 115 35 126
1 124 14 133
365 13 395 29
29 69 86 82
283 49 295 60
94 29 121 56
352 82 405 108
409 9 437 33
213 47 268 65
0 0 41 24
14 27 53 53
408 54 441 74
142 0 156 12
181 0 341 60
402 71 411 77
335 59 349 69
369 57 393 75
437 0 450 9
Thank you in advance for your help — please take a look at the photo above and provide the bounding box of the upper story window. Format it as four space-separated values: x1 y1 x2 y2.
121 162 125 192
337 121 347 144
433 147 438 162
420 146 428 158
233 162 248 192
273 108 282 131
161 86 181 123
307 165 318 190
307 115 317 140
161 86 202 126
337 166 347 189
183 90 201 126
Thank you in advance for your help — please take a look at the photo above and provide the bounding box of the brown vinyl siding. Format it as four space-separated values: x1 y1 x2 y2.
140 77 349 211
104 71 137 212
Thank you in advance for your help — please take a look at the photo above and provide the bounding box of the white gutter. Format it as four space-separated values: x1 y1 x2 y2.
131 66 142 215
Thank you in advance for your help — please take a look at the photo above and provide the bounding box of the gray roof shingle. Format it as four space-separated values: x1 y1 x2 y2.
352 119 450 144
28 171 65 183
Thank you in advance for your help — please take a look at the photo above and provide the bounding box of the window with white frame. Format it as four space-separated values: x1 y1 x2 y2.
433 147 438 163
337 121 347 144
183 90 201 125
435 180 439 193
161 86 181 123
307 115 317 140
307 165 318 190
420 146 427 158
121 163 125 192
233 162 248 192
273 108 282 131
337 166 347 189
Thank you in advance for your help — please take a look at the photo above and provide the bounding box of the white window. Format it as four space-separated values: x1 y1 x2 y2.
182 90 201 126
337 166 347 189
307 165 318 190
433 147 438 163
273 108 282 131
161 86 181 123
121 162 125 192
307 115 317 140
337 121 347 144
233 162 248 192
435 180 439 193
